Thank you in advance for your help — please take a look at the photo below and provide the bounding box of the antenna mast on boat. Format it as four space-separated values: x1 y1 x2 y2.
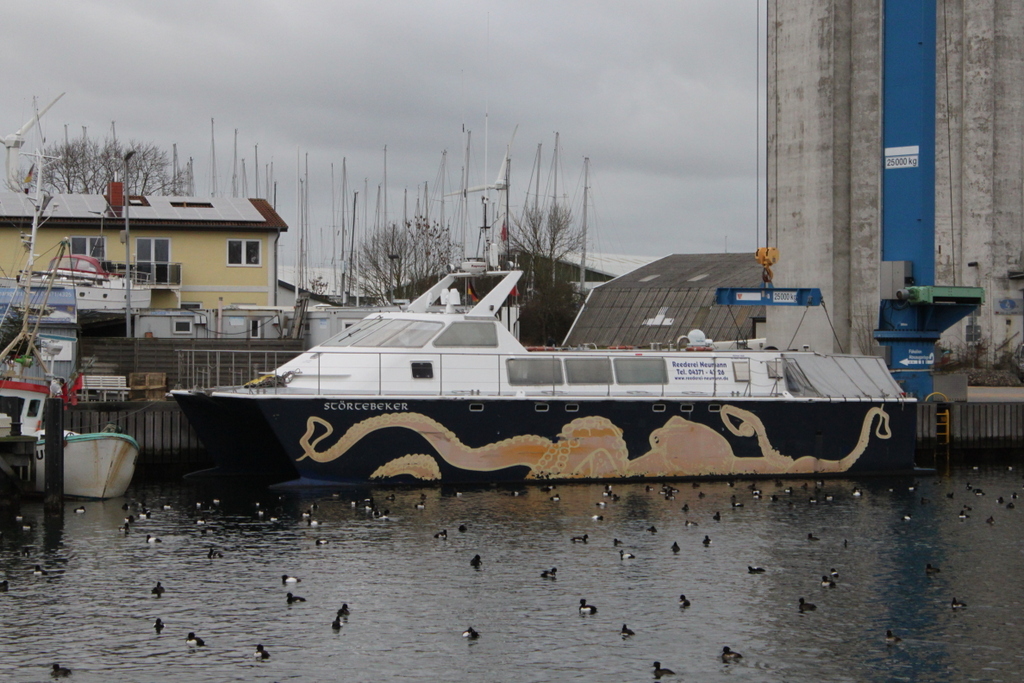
0 152 55 372
2 92 63 192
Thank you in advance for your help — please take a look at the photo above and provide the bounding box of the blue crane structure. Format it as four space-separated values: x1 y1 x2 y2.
875 0 983 397
719 0 983 398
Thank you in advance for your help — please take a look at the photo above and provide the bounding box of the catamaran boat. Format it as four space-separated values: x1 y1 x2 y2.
173 269 917 486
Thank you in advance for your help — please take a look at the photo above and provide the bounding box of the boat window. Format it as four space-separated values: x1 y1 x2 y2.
783 358 820 397
565 358 612 384
732 359 751 382
411 361 434 379
433 322 498 348
613 358 668 384
380 321 444 347
321 318 390 347
507 358 564 386
349 320 439 348
26 399 41 418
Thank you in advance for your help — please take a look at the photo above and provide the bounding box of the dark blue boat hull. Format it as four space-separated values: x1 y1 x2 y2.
230 396 918 485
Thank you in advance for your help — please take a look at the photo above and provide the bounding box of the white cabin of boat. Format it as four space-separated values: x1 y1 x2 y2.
222 271 905 403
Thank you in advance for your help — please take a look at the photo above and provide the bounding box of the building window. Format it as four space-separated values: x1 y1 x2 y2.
70 236 105 259
250 319 260 338
228 239 261 266
136 237 171 284
173 319 193 334
966 312 981 344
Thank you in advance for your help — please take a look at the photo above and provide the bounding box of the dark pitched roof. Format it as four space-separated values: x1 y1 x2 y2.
564 253 766 347
0 191 287 232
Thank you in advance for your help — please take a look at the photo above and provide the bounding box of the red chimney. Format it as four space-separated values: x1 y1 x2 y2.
108 183 122 209
108 181 124 212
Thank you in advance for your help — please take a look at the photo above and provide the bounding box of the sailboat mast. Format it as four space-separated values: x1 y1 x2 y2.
231 128 238 197
349 190 358 306
340 158 348 302
580 157 589 293
331 162 337 295
534 144 541 213
209 119 217 197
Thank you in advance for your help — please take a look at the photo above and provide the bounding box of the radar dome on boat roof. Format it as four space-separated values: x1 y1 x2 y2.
686 329 707 345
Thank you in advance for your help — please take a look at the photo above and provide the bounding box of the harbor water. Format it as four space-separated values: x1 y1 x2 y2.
2 461 1023 682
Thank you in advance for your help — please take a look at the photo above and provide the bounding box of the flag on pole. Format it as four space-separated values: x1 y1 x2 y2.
466 280 479 303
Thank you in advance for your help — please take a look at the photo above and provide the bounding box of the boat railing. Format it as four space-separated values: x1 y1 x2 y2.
176 349 304 390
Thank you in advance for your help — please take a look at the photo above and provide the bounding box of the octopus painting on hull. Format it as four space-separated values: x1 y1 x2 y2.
296 405 892 481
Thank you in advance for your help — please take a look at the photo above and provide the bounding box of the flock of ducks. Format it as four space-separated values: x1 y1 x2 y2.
1 468 1019 678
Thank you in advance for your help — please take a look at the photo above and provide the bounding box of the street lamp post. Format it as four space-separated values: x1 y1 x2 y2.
123 150 135 338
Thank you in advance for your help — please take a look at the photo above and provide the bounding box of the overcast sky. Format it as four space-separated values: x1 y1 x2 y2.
4 1 767 268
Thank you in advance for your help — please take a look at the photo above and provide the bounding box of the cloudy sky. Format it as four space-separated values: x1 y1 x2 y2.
4 1 767 268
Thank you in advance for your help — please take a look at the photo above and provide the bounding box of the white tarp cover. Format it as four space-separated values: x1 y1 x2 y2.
784 354 903 399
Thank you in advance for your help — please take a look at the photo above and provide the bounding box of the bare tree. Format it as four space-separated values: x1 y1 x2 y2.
509 203 585 344
359 218 457 304
511 203 583 286
43 135 188 195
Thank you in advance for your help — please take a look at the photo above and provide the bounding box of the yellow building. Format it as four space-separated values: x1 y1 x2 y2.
0 184 288 312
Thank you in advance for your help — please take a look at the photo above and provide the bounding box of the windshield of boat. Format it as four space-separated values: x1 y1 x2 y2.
431 322 499 347
322 318 444 348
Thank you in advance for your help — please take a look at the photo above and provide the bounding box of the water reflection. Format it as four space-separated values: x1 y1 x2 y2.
1 466 1022 682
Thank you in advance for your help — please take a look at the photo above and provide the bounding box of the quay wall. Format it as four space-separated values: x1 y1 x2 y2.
66 401 211 473
59 401 1024 474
